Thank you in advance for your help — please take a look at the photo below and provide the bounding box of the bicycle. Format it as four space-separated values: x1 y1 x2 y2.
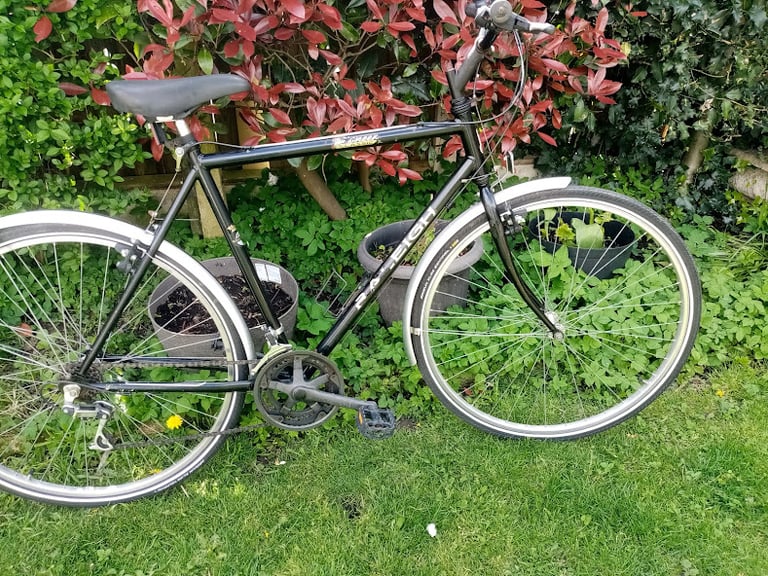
0 0 701 506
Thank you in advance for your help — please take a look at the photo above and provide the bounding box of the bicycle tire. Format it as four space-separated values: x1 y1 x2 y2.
0 211 252 506
410 186 701 439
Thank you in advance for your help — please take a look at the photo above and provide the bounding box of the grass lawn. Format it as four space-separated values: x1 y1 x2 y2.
2 364 767 576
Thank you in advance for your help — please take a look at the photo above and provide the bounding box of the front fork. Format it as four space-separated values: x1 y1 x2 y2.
445 34 562 338
478 184 563 337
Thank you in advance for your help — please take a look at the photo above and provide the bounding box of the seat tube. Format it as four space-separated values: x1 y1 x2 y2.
186 145 286 344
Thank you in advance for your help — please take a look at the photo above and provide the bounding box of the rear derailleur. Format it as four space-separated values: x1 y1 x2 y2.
60 383 115 452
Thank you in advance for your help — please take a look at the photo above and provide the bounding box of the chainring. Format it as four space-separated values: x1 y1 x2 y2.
252 350 344 431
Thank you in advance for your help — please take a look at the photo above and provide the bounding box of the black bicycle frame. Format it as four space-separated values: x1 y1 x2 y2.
78 119 483 387
80 26 554 392
195 120 483 356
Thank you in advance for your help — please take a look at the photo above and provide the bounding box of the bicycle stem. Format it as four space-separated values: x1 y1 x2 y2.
447 27 497 97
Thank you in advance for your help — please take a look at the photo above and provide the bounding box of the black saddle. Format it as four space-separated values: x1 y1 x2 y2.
105 75 251 121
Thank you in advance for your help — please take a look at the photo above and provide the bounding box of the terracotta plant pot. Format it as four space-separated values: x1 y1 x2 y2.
148 257 298 356
357 220 484 326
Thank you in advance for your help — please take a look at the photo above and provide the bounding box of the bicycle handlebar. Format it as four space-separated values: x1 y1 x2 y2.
448 0 554 93
466 0 555 35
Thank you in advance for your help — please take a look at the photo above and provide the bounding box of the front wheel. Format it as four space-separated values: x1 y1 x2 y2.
411 186 701 439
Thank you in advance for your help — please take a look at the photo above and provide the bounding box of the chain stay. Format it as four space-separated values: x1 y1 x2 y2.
92 346 329 450
112 357 258 369
91 356 262 451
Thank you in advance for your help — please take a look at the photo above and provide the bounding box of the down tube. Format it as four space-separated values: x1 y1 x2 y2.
316 157 478 356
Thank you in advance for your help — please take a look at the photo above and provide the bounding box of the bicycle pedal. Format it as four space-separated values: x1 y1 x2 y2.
356 405 396 440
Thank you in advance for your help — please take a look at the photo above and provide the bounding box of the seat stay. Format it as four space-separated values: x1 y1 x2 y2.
76 165 204 375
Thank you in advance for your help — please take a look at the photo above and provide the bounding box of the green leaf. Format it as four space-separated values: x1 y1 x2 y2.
402 63 419 78
748 5 767 27
51 128 69 142
95 6 119 28
572 98 589 123
571 218 604 249
531 248 554 267
197 48 214 75
554 221 576 244
339 21 360 42
306 155 323 171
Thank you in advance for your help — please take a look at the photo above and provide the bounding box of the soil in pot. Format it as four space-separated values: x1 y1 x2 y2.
154 275 293 334
149 257 299 356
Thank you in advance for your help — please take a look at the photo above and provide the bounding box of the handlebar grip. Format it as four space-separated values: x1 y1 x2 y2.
527 21 556 34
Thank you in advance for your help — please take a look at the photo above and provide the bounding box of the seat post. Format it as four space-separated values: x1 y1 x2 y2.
174 119 192 140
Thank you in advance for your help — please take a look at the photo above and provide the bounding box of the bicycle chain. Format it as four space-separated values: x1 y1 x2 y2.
94 356 265 451
112 357 258 370
113 421 268 450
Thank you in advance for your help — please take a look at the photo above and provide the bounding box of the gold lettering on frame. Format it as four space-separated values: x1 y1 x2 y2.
331 134 383 150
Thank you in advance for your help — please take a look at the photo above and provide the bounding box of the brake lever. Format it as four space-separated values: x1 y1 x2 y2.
525 21 556 35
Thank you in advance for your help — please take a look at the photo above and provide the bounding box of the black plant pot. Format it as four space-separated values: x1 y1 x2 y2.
357 220 484 326
529 211 636 279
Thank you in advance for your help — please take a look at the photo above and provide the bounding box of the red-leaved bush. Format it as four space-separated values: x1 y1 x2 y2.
36 0 627 181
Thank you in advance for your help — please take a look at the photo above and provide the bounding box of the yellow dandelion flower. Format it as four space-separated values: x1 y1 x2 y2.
166 414 183 430
715 389 725 398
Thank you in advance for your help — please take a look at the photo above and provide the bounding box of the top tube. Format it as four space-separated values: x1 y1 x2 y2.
196 122 467 169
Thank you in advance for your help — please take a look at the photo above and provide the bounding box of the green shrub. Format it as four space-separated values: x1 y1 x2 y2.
678 216 768 370
535 0 767 222
0 0 149 215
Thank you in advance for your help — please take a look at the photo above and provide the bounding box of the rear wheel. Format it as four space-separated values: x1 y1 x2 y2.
411 186 701 439
0 212 249 506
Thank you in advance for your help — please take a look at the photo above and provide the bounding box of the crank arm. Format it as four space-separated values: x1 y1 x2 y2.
290 386 396 440
290 386 376 411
